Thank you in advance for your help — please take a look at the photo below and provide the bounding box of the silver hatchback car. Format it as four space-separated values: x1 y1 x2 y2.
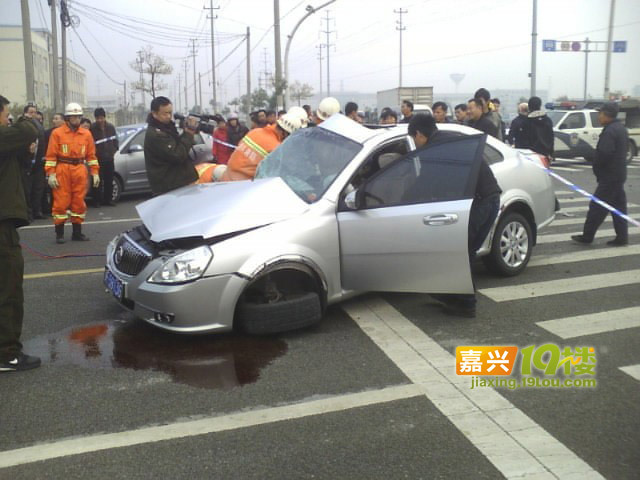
104 115 556 334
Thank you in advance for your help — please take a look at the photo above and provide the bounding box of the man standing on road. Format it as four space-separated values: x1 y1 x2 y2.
572 102 629 247
507 103 529 147
432 102 450 124
523 96 554 159
90 108 119 206
474 88 503 141
144 96 199 196
45 103 100 243
399 100 414 124
454 104 468 125
468 98 499 138
20 104 46 221
226 113 249 147
0 95 41 372
409 114 502 318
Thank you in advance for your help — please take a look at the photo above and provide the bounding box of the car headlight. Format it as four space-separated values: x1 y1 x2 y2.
148 246 213 284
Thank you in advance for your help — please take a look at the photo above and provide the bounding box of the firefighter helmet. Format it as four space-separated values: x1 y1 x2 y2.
316 97 340 121
277 113 303 134
64 103 84 116
287 106 309 127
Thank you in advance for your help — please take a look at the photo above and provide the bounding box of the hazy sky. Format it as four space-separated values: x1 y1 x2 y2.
3 0 640 108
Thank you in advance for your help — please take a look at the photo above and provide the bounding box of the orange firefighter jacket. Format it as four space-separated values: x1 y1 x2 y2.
45 123 99 175
222 124 283 181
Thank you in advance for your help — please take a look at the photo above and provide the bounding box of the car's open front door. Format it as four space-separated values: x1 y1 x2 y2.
337 134 486 294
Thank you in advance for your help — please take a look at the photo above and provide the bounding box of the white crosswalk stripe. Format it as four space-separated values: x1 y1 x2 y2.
551 166 580 172
479 270 640 302
558 203 639 213
528 244 640 267
537 228 638 244
557 197 590 204
619 364 640 381
536 307 640 339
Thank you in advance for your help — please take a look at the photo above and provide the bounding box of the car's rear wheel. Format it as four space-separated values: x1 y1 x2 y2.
112 175 123 203
482 212 533 277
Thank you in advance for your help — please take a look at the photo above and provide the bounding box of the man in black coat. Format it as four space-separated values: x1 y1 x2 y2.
468 98 500 139
507 103 529 147
523 96 554 158
90 108 119 206
572 102 629 246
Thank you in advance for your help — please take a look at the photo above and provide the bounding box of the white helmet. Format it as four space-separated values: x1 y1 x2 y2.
316 97 340 121
64 102 83 116
277 113 303 134
287 106 309 127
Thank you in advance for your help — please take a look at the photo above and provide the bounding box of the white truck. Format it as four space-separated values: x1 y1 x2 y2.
377 87 434 117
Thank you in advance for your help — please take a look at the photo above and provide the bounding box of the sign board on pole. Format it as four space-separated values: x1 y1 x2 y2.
613 41 627 53
542 39 556 52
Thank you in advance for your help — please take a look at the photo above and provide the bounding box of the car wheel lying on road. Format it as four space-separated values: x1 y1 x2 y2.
236 292 322 335
483 212 533 277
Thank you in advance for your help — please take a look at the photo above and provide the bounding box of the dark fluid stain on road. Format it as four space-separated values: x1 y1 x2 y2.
22 320 288 390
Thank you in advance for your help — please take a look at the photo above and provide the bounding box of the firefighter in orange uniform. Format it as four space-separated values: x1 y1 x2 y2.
45 103 99 243
221 113 302 181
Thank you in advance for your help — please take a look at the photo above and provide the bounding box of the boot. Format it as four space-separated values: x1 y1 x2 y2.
71 223 90 241
55 224 65 244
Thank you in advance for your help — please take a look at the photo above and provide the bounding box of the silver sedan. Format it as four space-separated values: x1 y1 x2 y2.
104 115 556 334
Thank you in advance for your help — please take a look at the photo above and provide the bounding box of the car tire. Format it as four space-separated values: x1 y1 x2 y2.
112 176 123 203
626 141 636 165
482 212 533 277
236 292 322 335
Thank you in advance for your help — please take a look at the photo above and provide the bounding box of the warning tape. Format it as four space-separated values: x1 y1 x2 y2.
212 137 237 149
94 135 118 145
523 153 640 228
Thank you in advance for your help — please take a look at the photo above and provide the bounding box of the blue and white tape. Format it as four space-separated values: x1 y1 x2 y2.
212 137 237 149
523 153 640 229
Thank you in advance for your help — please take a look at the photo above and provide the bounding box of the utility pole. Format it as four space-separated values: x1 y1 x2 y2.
183 59 188 111
60 0 69 107
603 0 616 99
177 73 182 112
123 80 127 123
49 0 60 111
261 48 270 91
204 0 219 111
246 27 251 114
20 0 36 103
198 73 203 113
137 49 145 107
584 38 590 101
321 10 335 96
530 0 537 97
316 44 325 97
189 39 198 109
273 0 283 109
394 8 407 89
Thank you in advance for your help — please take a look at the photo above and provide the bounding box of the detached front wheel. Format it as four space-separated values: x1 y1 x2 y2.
482 212 533 277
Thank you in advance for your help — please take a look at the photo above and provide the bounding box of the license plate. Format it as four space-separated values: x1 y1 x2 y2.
104 267 124 301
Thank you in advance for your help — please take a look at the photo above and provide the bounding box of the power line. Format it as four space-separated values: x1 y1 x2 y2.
70 25 122 85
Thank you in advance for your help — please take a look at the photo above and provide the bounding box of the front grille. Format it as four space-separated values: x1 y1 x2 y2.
113 234 152 276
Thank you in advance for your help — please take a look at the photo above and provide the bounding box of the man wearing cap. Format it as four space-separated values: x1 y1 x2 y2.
90 107 119 206
572 102 629 246
45 102 99 243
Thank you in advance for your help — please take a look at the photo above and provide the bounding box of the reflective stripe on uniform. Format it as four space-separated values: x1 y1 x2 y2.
241 135 269 158
86 160 99 167
53 213 69 220
69 212 86 218
45 161 57 168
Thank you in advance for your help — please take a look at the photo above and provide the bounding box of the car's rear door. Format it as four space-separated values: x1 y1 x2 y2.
337 134 486 294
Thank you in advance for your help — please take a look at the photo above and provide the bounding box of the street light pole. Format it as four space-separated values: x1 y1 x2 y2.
283 0 336 109
603 0 616 99
530 0 537 97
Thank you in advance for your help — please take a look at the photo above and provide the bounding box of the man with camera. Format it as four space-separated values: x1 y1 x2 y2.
144 96 199 196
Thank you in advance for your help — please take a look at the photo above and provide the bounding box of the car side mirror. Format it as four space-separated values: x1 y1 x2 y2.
344 190 359 210
128 144 144 153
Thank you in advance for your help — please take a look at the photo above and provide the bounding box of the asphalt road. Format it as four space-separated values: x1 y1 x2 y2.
1 157 639 479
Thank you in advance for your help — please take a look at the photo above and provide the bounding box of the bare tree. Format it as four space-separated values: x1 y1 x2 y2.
289 81 314 106
130 47 173 99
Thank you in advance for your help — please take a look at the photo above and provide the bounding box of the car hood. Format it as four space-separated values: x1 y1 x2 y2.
136 178 309 242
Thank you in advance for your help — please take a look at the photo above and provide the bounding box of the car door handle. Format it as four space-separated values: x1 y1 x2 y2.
423 214 458 226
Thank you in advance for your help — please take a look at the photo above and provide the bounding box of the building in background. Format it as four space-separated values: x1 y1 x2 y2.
0 24 86 110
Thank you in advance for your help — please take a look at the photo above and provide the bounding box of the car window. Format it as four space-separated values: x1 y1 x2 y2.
547 111 566 128
589 112 602 128
255 126 362 203
129 130 146 149
360 135 483 209
483 144 504 164
561 113 586 129
346 138 410 192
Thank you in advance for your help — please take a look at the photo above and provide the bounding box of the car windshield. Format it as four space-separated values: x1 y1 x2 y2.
547 111 566 128
116 125 145 143
255 126 362 203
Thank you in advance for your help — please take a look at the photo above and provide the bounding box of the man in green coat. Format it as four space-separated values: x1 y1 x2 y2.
0 95 41 372
143 96 198 195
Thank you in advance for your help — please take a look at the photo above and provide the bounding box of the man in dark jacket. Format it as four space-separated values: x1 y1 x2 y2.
0 95 41 372
20 104 47 220
144 96 198 196
468 98 500 138
572 102 629 246
226 113 249 146
474 88 503 141
409 114 502 317
507 103 529 147
90 108 119 206
523 96 554 158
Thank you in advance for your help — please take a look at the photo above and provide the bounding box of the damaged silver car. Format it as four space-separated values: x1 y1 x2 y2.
104 114 556 334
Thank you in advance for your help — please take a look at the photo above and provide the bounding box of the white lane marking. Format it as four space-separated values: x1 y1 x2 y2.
536 307 640 339
0 384 422 469
557 197 590 204
479 270 640 302
343 298 602 479
619 364 640 381
537 228 639 244
559 203 639 214
529 245 640 267
554 191 576 196
551 166 580 172
554 159 589 165
21 218 140 230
